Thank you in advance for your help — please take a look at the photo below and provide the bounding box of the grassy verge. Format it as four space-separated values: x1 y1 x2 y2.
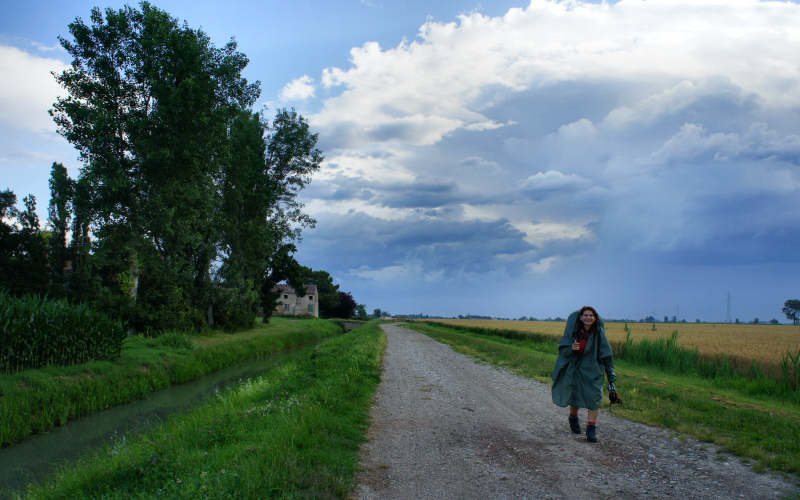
421 321 800 400
0 318 341 448
405 321 800 477
21 322 386 499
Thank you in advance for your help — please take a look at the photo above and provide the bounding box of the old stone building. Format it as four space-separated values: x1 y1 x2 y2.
271 284 319 318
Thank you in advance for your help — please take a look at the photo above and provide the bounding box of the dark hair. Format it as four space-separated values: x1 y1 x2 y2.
573 305 600 335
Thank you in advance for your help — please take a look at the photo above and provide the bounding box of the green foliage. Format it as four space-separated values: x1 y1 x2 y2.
335 291 358 319
23 322 384 499
211 284 259 332
783 299 800 325
155 331 195 350
0 192 49 296
782 348 800 391
47 162 74 298
45 5 322 335
0 291 126 373
0 318 341 447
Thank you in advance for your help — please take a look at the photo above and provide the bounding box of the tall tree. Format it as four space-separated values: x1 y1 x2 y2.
218 109 321 326
16 196 48 295
334 291 358 319
784 299 800 326
52 3 259 330
0 190 20 292
47 162 73 296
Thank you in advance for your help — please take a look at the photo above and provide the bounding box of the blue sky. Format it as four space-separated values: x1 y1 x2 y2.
2 0 800 322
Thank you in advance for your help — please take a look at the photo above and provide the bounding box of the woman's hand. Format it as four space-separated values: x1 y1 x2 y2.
571 340 580 351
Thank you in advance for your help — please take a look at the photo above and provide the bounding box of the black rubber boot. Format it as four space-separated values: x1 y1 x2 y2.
568 415 581 434
586 424 597 443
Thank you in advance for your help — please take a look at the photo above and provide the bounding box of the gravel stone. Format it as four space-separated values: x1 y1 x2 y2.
352 324 799 499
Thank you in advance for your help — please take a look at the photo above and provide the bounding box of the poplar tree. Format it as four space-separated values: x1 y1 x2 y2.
47 162 73 296
52 3 259 330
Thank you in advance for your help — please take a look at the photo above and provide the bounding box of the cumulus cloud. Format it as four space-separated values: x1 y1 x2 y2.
295 0 800 318
0 45 67 133
279 75 316 101
521 170 591 199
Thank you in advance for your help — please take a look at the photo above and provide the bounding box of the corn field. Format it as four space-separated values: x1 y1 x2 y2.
0 291 126 373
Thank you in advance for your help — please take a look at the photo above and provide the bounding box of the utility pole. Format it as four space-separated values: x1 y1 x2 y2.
725 292 731 323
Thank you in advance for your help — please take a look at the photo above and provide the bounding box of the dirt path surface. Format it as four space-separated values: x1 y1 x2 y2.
353 324 798 499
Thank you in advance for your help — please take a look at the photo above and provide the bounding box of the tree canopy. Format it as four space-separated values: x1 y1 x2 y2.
41 2 323 332
784 299 800 326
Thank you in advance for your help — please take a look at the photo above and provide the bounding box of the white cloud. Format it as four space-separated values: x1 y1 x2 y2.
318 149 415 183
603 80 701 130
31 41 63 53
0 45 67 133
526 256 561 274
515 221 591 246
522 170 590 191
311 0 800 149
279 75 316 101
649 123 741 164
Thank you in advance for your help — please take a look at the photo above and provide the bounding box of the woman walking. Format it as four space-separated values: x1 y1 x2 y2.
551 306 618 443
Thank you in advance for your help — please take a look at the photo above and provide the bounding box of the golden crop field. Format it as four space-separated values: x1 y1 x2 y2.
420 319 800 366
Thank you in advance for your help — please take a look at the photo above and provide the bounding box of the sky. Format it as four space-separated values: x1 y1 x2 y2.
2 0 800 322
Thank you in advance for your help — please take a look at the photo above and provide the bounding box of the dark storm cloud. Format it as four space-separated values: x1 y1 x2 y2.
296 210 537 277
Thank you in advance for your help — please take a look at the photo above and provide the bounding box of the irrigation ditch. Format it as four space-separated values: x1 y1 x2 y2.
0 343 323 498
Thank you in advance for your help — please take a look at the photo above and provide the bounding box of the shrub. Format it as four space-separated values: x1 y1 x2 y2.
0 290 126 373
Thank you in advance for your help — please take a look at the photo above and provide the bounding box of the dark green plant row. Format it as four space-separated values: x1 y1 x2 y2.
419 320 800 400
0 291 126 374
22 322 386 499
0 318 342 448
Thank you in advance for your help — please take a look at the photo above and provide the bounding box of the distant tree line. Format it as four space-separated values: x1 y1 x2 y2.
0 3 342 333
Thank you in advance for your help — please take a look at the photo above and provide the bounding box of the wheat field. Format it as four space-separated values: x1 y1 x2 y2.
420 319 800 365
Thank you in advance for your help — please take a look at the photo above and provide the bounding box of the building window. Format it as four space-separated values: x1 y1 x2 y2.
309 295 313 300
284 294 288 299
284 304 290 312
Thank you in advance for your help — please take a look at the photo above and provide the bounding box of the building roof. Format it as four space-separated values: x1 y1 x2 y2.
271 283 318 296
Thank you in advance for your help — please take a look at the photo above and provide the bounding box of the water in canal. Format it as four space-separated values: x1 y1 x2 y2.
0 346 308 497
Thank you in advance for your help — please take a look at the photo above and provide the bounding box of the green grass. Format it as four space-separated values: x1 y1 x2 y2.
404 321 800 478
0 317 342 447
21 322 386 499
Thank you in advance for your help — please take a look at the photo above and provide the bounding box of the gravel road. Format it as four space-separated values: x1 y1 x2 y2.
352 324 799 499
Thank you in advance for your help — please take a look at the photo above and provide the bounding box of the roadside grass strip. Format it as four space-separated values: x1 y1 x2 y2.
21 322 386 499
0 318 341 447
404 322 800 478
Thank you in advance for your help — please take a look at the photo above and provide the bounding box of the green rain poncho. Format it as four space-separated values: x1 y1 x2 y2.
551 310 616 410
